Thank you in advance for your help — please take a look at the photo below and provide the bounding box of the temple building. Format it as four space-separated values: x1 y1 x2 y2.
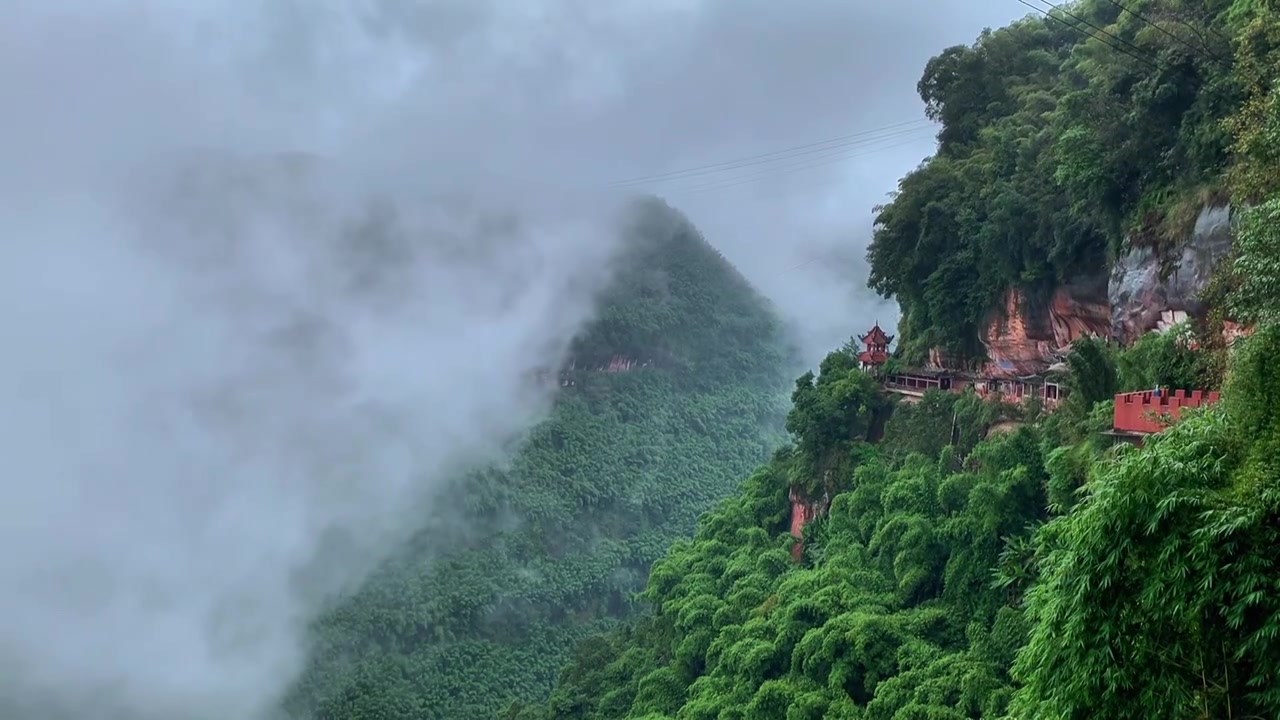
857 323 1071 405
856 323 893 370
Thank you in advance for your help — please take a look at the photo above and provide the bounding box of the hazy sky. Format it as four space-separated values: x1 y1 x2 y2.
5 0 1030 355
348 0 1031 354
0 1 1031 719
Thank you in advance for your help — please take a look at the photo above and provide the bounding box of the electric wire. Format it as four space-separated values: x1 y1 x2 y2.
606 0 1217 200
669 133 936 196
606 118 934 188
1015 0 1162 70
1096 0 1227 63
1031 0 1157 61
646 126 936 193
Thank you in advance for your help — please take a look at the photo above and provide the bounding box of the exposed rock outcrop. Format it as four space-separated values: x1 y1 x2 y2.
602 355 645 372
1223 320 1254 345
788 485 832 561
528 355 651 388
973 204 1236 374
926 347 950 370
981 290 1056 378
1050 276 1114 346
980 275 1110 378
1109 205 1233 343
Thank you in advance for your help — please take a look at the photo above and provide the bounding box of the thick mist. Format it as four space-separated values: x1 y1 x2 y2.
0 158 623 720
0 4 626 720
0 1 1034 717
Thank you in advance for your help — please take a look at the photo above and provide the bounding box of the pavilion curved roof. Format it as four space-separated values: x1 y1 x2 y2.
859 323 894 345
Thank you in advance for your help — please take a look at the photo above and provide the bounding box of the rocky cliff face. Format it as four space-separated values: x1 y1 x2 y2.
788 485 831 561
1109 205 1233 343
976 204 1234 375
980 275 1111 378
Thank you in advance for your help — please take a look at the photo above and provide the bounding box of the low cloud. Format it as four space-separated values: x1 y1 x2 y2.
0 150 627 720
0 5 627 718
0 1 1026 718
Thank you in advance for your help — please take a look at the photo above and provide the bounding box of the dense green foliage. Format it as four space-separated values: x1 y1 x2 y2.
1011 325 1280 718
514 323 1280 720
866 0 1270 361
283 200 794 719
508 351 1040 719
1230 196 1280 323
1053 326 1215 402
878 389 1001 462
785 350 886 493
513 3 1280 717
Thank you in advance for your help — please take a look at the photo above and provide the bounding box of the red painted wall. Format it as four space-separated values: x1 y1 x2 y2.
1113 389 1220 434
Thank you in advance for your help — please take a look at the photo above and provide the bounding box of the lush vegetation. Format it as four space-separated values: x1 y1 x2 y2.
867 0 1276 361
512 319 1280 720
511 2 1280 718
282 199 795 719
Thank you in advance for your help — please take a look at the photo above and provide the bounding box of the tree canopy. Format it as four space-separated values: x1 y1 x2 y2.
512 2 1280 717
867 0 1262 361
513 311 1280 720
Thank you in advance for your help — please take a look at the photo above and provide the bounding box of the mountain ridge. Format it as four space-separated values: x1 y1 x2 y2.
505 2 1280 717
283 196 798 720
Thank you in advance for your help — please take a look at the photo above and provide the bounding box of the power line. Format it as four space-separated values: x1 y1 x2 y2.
677 140 930 195
642 125 933 189
1097 0 1227 63
607 118 933 188
614 0 1201 200
642 126 936 193
1176 16 1230 49
1016 0 1162 70
1020 0 1160 69
614 0 1188 201
669 132 936 196
1032 0 1157 61
670 133 934 193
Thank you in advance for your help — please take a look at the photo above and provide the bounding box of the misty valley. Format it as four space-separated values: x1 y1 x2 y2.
283 199 797 719
4 0 1280 719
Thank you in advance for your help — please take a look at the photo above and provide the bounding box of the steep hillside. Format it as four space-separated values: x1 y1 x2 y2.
511 2 1280 718
867 0 1279 370
282 198 795 719
513 326 1280 719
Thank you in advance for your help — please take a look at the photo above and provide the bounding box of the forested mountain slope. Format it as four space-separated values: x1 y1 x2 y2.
512 1 1280 717
867 0 1280 363
281 198 795 719
515 325 1280 719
